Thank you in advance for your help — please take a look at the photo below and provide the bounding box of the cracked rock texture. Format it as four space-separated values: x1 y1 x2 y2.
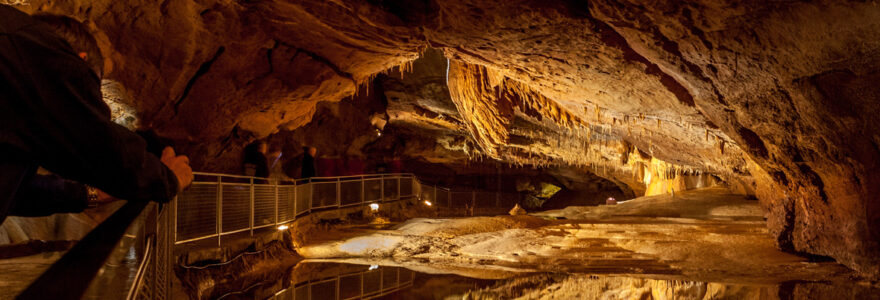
15 0 880 277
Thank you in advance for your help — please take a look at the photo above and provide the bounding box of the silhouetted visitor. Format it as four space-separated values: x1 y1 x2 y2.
387 157 403 174
243 142 270 178
302 146 317 178
0 8 193 223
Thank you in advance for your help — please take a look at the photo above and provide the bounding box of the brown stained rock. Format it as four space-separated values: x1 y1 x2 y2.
589 0 880 278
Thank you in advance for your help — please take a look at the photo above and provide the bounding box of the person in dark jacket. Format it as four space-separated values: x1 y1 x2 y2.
0 6 192 223
243 142 270 178
301 146 317 178
10 173 116 216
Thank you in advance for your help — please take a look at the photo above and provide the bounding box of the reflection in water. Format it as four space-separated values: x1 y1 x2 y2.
208 260 880 300
215 262 415 300
271 263 414 300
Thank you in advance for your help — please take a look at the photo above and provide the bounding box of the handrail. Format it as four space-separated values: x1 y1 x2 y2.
15 201 152 300
190 172 415 182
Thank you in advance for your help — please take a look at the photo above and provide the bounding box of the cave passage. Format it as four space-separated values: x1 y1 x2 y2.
2 1 880 299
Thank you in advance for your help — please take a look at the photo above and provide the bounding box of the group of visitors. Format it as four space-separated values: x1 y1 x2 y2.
242 142 317 179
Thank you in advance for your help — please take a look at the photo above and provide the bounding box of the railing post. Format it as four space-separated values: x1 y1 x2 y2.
250 178 255 236
397 177 401 199
472 191 476 216
165 199 173 299
336 178 341 208
172 196 177 244
290 179 299 220
360 176 365 205
309 179 314 214
274 183 279 226
380 176 385 202
217 176 222 248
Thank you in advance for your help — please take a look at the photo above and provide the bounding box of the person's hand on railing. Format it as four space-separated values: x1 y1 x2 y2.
161 146 193 193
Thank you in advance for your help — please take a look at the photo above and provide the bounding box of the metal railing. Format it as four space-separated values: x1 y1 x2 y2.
18 171 517 300
174 172 417 246
418 183 523 214
268 265 415 300
16 201 172 300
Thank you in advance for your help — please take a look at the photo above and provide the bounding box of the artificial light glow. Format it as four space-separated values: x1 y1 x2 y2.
424 200 432 206
369 265 379 270
369 203 379 211
277 224 289 231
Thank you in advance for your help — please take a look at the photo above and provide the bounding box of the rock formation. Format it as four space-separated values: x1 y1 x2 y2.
13 0 880 277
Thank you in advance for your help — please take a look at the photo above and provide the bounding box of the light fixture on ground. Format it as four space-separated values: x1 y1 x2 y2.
424 200 432 206
277 224 289 230
369 203 379 211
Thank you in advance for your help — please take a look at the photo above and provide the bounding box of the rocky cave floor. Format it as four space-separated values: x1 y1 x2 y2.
289 187 880 299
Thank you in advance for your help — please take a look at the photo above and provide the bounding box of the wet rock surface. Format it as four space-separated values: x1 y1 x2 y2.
12 0 880 276
297 188 859 284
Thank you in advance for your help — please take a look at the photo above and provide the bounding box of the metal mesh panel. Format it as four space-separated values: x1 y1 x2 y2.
296 183 311 215
277 186 294 223
254 185 276 227
399 268 413 284
339 274 362 300
176 184 217 241
136 251 155 300
294 285 309 299
420 185 434 202
221 184 250 233
156 206 170 300
436 188 450 207
312 182 338 208
500 193 521 206
310 280 336 300
363 179 382 202
383 178 399 200
272 288 294 300
340 180 361 206
451 191 472 208
475 191 496 208
399 177 413 197
381 267 398 290
363 270 381 295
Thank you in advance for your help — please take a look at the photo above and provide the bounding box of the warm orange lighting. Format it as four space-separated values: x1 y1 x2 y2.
369 203 379 211
424 200 432 206
277 224 289 230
